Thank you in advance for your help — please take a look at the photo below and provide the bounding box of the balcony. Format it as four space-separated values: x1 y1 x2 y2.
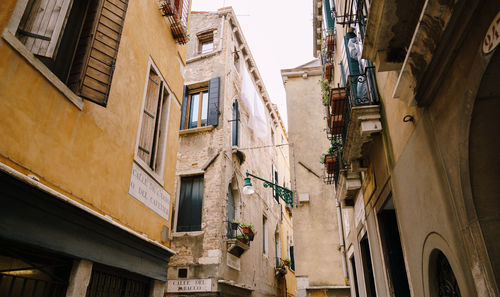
160 0 189 44
226 221 254 257
326 66 382 185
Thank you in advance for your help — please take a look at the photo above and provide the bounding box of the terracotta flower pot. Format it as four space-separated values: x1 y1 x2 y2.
242 227 255 241
325 154 336 174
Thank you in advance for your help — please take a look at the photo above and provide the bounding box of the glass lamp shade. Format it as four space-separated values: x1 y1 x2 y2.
242 177 255 195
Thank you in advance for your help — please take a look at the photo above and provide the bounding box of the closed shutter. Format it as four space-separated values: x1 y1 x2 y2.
177 176 204 232
69 0 129 106
137 70 162 166
207 77 220 127
232 101 239 146
179 86 188 130
16 0 72 58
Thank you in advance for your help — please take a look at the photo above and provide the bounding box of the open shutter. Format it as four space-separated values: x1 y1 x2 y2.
179 86 188 130
70 0 129 106
16 0 72 58
207 77 220 127
137 71 161 166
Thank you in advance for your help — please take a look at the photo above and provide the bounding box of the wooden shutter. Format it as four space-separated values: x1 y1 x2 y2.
137 70 161 166
207 77 220 127
70 0 129 106
16 0 72 58
232 101 239 146
177 176 203 232
179 86 188 130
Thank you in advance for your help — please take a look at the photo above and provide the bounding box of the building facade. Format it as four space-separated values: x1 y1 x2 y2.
166 7 296 297
314 0 500 297
282 59 350 297
0 0 190 296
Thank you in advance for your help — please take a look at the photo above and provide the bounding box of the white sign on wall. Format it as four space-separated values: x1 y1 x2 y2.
227 253 241 271
128 162 170 220
167 279 213 293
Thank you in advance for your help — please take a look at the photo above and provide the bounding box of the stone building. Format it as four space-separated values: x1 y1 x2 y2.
166 7 295 297
314 0 500 296
0 0 191 296
282 60 350 297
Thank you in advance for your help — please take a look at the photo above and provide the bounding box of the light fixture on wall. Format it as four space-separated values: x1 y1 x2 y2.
243 171 293 205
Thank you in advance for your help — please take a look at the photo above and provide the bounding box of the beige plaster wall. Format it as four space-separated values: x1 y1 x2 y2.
284 69 345 287
0 0 186 244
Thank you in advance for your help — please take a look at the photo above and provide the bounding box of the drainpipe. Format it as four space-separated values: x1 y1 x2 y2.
336 199 349 284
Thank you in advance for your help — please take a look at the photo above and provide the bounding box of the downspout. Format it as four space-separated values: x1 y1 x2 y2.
336 199 349 284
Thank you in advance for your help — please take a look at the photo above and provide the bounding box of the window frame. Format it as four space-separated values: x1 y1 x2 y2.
184 87 209 129
134 58 172 185
174 174 204 233
197 30 215 55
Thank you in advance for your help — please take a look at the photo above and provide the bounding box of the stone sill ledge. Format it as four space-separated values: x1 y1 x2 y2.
2 30 84 110
179 126 215 135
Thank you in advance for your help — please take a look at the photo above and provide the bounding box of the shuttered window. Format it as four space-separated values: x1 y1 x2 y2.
69 0 128 106
177 175 204 232
14 0 129 107
137 64 170 173
179 77 220 130
16 0 72 58
232 101 239 146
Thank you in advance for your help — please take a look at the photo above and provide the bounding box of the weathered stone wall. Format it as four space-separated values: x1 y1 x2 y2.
169 10 291 297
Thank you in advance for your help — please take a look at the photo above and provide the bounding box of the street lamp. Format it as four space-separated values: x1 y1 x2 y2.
243 171 293 205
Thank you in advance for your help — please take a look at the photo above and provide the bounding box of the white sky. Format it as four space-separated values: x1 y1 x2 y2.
191 0 315 129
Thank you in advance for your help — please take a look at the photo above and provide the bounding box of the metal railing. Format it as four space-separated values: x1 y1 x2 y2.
160 0 190 44
325 66 380 185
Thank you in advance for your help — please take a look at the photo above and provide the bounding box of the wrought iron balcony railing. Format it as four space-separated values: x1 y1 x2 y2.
326 66 380 183
160 0 190 44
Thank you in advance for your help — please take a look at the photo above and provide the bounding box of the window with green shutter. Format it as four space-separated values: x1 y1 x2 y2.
177 175 204 232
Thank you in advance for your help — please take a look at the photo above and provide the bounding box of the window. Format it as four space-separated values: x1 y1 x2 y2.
187 88 209 129
10 0 129 106
180 77 220 130
177 175 204 232
262 216 268 255
198 31 214 54
232 101 239 146
272 164 279 203
234 51 240 72
360 235 377 297
137 64 170 173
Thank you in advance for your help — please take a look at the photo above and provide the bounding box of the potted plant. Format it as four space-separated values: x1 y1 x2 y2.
234 234 249 245
241 223 256 241
282 257 291 268
230 220 240 230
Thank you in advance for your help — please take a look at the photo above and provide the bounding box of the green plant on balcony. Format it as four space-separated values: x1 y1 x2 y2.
321 80 331 105
282 257 291 268
240 223 256 241
233 234 250 245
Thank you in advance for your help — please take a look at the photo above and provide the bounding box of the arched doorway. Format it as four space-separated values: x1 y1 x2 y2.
469 48 500 287
429 250 462 297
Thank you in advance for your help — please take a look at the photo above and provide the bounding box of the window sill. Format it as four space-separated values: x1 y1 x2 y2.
186 49 221 64
133 157 165 187
172 231 204 237
179 125 215 135
2 30 84 110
